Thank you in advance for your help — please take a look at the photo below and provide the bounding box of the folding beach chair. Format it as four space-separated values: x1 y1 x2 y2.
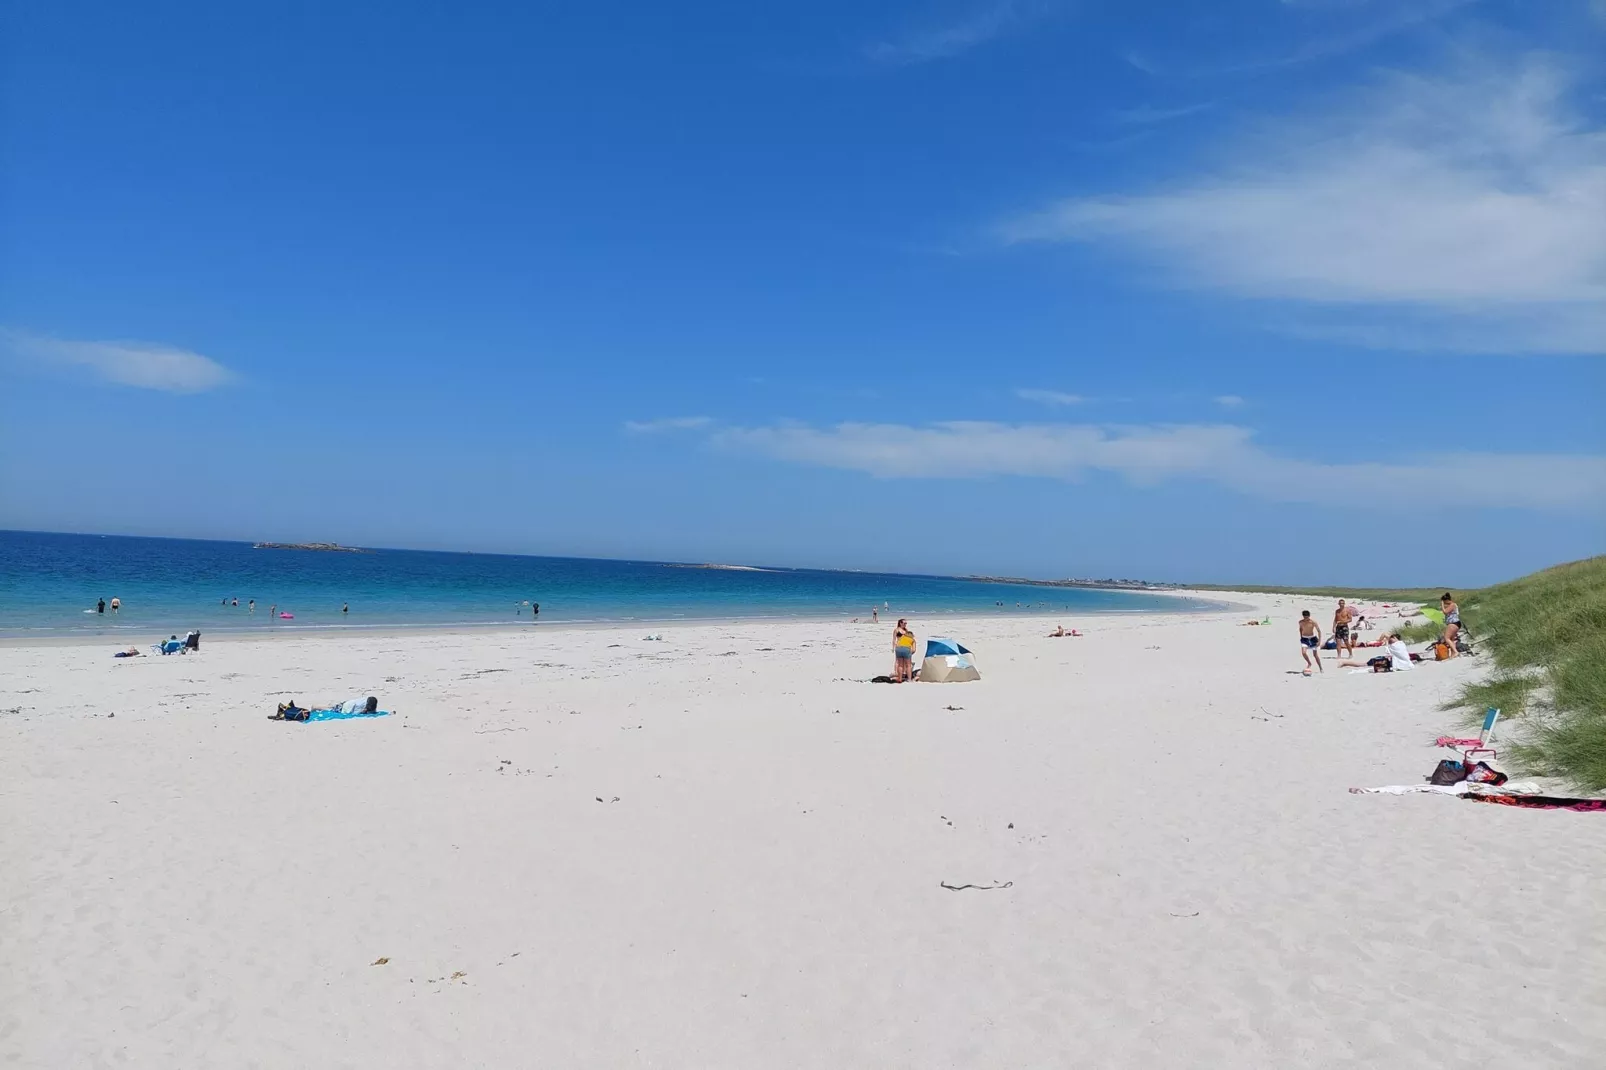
1435 708 1500 760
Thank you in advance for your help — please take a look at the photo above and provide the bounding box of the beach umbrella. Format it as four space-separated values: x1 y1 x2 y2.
1421 607 1445 625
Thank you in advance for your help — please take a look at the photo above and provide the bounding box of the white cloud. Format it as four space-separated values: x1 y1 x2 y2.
622 416 714 433
1112 102 1215 126
1214 395 1246 407
712 420 1606 511
1000 54 1606 354
1 330 233 392
864 1 1045 65
1015 387 1084 406
1243 0 1475 73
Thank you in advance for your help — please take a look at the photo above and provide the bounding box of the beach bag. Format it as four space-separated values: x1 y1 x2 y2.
1465 761 1508 786
1428 760 1467 785
1367 656 1392 673
1433 641 1452 661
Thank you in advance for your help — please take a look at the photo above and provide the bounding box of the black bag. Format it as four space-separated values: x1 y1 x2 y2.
1428 759 1467 785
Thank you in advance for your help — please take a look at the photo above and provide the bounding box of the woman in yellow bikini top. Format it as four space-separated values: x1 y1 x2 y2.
893 619 916 681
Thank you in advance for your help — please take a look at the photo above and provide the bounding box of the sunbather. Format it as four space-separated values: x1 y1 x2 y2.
1339 633 1413 672
271 700 311 721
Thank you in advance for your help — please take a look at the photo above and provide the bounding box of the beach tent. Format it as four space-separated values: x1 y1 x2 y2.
920 638 980 683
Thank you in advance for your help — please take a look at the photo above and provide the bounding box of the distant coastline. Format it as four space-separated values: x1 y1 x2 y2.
664 563 774 572
252 542 372 554
964 575 1181 592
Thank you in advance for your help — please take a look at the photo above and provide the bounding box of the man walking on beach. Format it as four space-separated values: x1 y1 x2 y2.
1298 610 1324 675
1333 600 1355 660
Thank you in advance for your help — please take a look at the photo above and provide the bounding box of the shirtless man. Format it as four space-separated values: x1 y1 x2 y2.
1332 599 1355 659
1297 610 1324 675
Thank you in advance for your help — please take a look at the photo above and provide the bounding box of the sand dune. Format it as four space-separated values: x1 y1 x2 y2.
3 595 1603 1068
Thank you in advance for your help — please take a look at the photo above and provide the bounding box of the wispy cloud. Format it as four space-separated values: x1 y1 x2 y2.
1214 395 1246 408
1235 0 1475 73
1 329 233 392
1112 101 1215 126
1119 1 1468 78
1120 50 1161 76
865 1 1047 65
709 420 1606 511
622 416 714 434
999 53 1606 354
1015 387 1084 406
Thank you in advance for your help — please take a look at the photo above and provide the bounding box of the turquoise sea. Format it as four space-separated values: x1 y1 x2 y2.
0 530 1211 637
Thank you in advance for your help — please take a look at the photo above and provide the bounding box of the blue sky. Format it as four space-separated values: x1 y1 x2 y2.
2 0 1603 586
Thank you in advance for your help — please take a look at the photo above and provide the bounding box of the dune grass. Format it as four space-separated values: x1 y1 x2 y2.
1437 556 1606 792
1396 619 1443 644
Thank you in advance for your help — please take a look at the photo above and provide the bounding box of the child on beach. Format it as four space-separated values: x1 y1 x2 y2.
1298 611 1324 675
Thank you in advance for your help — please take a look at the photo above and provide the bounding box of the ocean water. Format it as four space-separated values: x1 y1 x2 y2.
0 530 1212 637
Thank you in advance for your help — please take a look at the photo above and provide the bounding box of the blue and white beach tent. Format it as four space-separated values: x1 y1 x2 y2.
921 638 980 682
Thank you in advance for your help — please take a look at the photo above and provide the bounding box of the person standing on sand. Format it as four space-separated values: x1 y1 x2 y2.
1439 593 1461 657
1298 611 1324 675
1333 600 1355 660
892 619 916 682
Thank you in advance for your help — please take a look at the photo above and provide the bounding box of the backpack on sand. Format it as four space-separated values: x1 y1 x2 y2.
1428 759 1467 785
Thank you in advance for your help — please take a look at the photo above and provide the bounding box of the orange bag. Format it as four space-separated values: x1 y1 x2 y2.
1433 641 1452 661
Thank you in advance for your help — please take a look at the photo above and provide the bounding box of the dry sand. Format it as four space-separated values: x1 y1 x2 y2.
3 594 1603 1068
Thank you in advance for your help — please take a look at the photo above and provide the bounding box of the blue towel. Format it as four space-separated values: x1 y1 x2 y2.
305 708 391 722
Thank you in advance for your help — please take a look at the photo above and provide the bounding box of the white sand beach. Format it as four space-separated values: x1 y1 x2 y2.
3 594 1603 1069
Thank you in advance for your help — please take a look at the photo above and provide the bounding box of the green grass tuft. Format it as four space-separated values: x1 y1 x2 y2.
1436 556 1606 792
1397 620 1442 644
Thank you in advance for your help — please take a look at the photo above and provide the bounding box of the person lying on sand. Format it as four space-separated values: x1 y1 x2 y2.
1339 634 1413 673
114 647 142 658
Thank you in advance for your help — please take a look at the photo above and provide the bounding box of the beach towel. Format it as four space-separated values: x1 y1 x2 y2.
1461 793 1606 812
305 707 391 722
